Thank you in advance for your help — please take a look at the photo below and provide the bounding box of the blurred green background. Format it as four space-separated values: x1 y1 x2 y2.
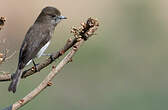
1 0 168 110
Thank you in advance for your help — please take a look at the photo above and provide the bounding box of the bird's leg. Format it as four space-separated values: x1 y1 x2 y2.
42 53 55 61
49 55 55 62
32 59 39 72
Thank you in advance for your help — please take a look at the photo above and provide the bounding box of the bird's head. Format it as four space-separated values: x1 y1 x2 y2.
36 6 67 25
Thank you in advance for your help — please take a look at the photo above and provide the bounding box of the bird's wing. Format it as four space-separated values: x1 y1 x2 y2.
18 24 51 69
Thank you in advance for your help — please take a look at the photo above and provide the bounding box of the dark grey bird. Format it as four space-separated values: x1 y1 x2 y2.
8 6 67 93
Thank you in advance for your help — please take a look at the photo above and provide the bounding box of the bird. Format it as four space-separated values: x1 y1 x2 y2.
8 6 67 93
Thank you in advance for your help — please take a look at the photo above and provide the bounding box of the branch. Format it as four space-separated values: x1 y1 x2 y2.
0 33 77 81
0 49 16 65
0 50 16 80
3 17 99 110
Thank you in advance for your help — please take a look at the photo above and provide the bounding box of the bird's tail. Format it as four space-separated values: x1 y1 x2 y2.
8 69 22 93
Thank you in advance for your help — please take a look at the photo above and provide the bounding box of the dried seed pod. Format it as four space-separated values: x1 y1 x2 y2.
0 58 3 63
80 22 86 28
0 17 6 30
0 53 4 58
47 81 53 86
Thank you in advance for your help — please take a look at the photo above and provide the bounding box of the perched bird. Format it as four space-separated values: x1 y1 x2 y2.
8 6 67 93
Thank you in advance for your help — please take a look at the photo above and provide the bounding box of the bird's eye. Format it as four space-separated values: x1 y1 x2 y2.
51 15 56 18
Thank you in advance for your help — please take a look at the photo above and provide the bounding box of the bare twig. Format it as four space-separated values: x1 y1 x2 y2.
3 17 99 110
0 50 16 78
0 50 16 64
5 51 16 61
11 39 84 110
0 49 16 76
0 37 77 81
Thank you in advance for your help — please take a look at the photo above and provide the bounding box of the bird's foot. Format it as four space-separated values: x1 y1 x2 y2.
32 60 39 72
49 55 55 62
42 53 55 62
